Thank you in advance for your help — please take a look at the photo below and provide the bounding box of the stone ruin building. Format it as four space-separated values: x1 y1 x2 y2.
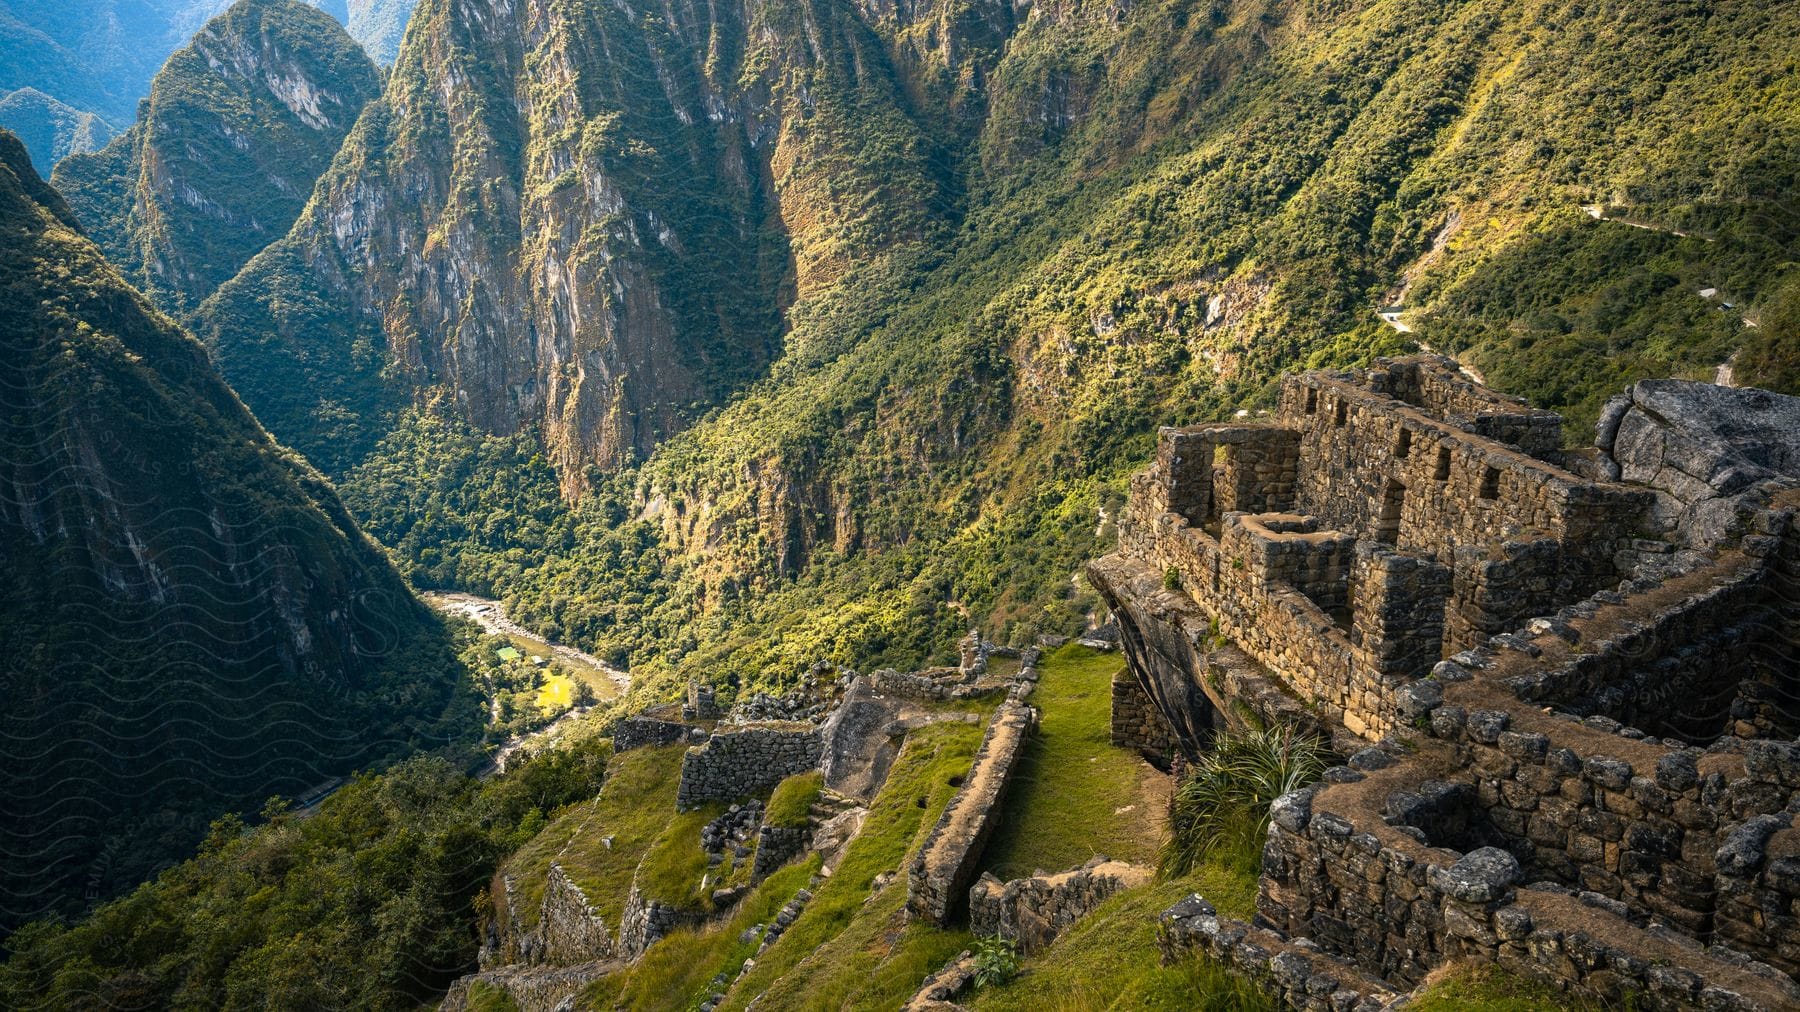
1091 356 1800 1010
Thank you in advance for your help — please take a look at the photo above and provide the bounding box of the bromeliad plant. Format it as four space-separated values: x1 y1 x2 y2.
1159 725 1332 879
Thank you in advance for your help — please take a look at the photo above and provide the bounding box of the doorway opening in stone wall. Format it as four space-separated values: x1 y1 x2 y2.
1377 480 1405 545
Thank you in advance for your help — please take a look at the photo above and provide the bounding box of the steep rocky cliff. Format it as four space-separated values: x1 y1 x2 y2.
0 130 475 929
191 0 1799 695
51 0 382 316
197 0 962 485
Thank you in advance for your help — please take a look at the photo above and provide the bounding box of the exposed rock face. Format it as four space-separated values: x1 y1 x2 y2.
0 130 468 928
196 0 961 487
1597 380 1800 546
53 0 382 317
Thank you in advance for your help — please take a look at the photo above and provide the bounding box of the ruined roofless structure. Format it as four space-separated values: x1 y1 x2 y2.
1090 356 1800 1009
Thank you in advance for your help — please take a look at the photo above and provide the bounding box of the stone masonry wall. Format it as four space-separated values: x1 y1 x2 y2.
1350 541 1450 680
1111 488 1396 739
1110 667 1179 756
1363 357 1564 460
676 725 823 809
969 859 1150 955
484 863 615 969
1159 894 1404 1010
612 716 693 752
1257 773 1800 1010
618 883 704 959
1277 370 1645 598
751 825 810 881
906 698 1038 925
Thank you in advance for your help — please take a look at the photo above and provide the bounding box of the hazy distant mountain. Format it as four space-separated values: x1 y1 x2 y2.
53 0 381 316
0 87 115 173
0 0 411 169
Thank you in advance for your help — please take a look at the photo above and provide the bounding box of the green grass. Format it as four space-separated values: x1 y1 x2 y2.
982 645 1164 879
579 859 821 1011
1408 963 1624 1011
499 743 687 928
968 868 1263 1012
465 980 523 1012
637 805 726 909
766 771 824 828
718 720 986 1011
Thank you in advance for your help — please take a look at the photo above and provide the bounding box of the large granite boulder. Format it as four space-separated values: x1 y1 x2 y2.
1597 380 1800 545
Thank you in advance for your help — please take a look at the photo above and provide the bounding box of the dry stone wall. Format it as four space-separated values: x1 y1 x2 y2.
1159 894 1403 1010
906 698 1038 925
968 858 1149 954
1254 764 1800 1010
676 725 823 809
618 883 703 959
612 715 693 752
1110 667 1178 756
482 863 616 969
1097 363 1800 1005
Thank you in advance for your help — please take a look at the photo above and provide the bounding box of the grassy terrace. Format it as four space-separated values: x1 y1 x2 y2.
982 644 1166 878
969 870 1261 1012
499 743 687 928
574 720 986 1010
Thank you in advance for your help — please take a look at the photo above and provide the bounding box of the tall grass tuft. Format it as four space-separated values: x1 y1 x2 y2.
1159 726 1332 879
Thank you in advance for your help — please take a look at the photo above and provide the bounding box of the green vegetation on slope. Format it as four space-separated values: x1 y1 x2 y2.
497 743 687 930
765 771 825 829
53 0 383 317
0 739 610 1010
714 720 986 1011
0 128 479 929
0 87 115 175
968 872 1265 1012
293 0 1793 718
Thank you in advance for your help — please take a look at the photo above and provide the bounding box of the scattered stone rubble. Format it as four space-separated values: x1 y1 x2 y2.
452 644 1053 1009
702 800 762 862
1092 357 1800 1008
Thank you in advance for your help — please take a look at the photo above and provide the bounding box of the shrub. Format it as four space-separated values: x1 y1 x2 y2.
973 935 1020 989
1159 726 1331 879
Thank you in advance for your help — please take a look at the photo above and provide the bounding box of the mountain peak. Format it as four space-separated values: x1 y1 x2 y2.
50 0 383 317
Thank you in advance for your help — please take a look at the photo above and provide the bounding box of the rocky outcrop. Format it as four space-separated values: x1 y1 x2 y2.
53 0 382 317
197 0 954 486
1597 380 1800 546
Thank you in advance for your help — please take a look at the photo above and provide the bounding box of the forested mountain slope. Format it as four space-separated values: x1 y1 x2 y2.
51 0 382 317
0 88 115 175
0 130 476 930
191 0 1799 704
0 1 414 170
